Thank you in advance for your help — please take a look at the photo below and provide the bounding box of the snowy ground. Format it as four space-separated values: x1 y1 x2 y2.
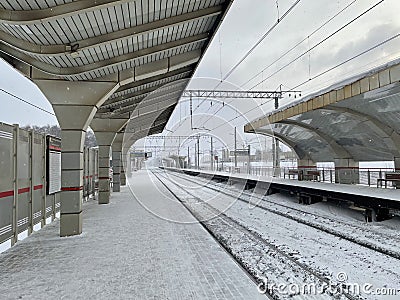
160 169 400 299
0 170 264 300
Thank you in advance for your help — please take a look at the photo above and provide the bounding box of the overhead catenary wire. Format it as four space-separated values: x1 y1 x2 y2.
0 88 55 116
208 32 400 132
288 32 400 91
191 0 360 131
189 0 360 130
221 0 301 82
249 0 385 90
190 0 301 117
240 0 358 88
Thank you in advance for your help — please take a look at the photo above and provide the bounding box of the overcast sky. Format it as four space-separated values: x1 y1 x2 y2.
1 0 400 131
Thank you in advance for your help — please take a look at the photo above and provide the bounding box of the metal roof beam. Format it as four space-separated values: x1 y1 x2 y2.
0 33 207 76
104 81 187 110
0 5 222 56
102 78 189 112
104 90 183 116
116 66 193 94
0 1 130 24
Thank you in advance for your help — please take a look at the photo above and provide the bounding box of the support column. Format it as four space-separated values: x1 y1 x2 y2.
111 133 123 192
33 79 118 237
272 138 280 177
112 151 122 191
91 119 127 204
94 133 115 204
121 148 128 185
120 169 127 186
334 158 359 184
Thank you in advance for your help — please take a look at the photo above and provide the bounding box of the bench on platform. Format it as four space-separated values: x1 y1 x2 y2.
377 172 400 188
302 170 321 182
285 169 300 179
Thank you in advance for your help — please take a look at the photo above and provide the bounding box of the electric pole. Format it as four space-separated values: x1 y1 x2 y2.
234 127 237 170
210 136 213 171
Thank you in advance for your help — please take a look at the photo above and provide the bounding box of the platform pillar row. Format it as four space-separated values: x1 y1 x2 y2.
91 119 127 204
32 79 118 237
334 158 359 184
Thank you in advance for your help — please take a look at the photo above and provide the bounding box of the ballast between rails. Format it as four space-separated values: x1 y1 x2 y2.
162 169 400 261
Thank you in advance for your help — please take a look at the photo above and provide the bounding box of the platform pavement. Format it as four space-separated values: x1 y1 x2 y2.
0 169 264 300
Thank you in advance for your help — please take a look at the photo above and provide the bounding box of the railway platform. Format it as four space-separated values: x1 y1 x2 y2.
0 170 264 299
166 168 400 221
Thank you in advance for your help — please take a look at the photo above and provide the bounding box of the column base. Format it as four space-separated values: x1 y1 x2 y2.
113 182 121 192
99 191 110 204
60 212 82 237
121 172 126 186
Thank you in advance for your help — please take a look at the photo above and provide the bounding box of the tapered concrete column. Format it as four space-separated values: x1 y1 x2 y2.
91 119 127 204
121 147 128 184
33 79 118 236
272 138 280 177
94 132 116 204
120 169 127 186
334 158 359 184
112 151 122 192
112 133 123 192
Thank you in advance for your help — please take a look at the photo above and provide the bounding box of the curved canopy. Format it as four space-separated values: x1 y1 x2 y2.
245 59 400 163
0 0 233 137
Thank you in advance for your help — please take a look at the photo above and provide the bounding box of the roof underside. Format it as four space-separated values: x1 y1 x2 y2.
245 61 400 163
0 0 233 141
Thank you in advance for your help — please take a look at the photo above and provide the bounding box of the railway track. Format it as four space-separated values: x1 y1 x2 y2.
164 169 400 261
152 170 360 300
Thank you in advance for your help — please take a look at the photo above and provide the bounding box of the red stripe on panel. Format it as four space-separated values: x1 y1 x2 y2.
61 186 83 191
34 184 43 190
18 187 30 194
0 190 14 198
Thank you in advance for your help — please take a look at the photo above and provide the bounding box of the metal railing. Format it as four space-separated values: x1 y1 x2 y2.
196 163 398 188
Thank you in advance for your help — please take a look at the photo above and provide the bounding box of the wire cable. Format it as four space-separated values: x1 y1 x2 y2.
240 0 358 88
189 0 301 119
199 0 381 131
249 0 384 90
288 32 400 91
222 0 301 82
0 88 55 116
209 32 400 132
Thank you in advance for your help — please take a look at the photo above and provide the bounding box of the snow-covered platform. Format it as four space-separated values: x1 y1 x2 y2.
0 170 264 299
169 168 400 210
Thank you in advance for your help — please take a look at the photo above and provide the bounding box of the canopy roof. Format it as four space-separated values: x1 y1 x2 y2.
0 0 233 139
245 59 400 162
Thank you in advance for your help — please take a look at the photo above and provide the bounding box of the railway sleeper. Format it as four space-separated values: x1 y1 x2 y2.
364 207 392 222
297 193 322 205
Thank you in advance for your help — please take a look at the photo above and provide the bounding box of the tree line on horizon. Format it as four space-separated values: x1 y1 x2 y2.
22 124 97 147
